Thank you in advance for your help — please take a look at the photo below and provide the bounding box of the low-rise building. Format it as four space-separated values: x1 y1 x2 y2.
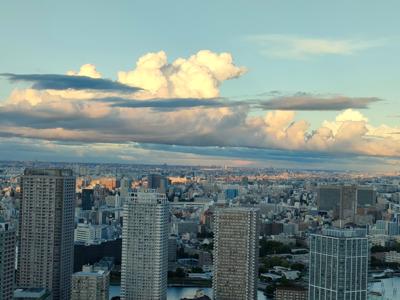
71 265 109 300
275 286 308 300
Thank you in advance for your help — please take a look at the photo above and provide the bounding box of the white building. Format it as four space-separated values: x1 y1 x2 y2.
74 223 106 244
213 207 259 300
17 168 75 300
121 189 169 300
309 228 369 300
71 265 109 300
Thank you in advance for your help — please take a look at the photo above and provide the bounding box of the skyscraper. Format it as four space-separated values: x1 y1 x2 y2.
317 184 359 223
147 174 168 193
213 207 259 300
17 168 75 300
0 222 16 300
121 189 169 300
81 188 94 210
308 228 369 300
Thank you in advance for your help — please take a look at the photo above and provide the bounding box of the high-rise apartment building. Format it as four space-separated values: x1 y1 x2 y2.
121 189 169 300
0 222 16 300
213 207 259 300
71 265 109 300
308 228 369 300
17 168 75 300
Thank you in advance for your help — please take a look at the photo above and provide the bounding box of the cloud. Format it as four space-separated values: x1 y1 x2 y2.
249 34 383 59
94 93 379 112
0 50 398 167
257 94 381 110
0 73 140 93
66 64 102 78
118 50 246 98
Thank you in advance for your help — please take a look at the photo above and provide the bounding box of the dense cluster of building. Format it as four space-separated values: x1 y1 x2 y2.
0 161 399 299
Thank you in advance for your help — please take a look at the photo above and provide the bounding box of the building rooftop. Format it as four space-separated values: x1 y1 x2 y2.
320 227 367 238
24 168 73 177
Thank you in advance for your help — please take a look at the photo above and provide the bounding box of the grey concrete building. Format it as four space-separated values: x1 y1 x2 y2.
213 207 259 300
308 228 369 300
71 265 109 300
17 168 75 300
0 222 16 300
121 189 169 300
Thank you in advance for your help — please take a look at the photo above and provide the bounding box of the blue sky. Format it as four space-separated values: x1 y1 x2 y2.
0 1 399 171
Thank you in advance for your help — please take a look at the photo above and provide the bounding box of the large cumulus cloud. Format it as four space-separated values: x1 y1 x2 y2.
118 50 246 98
0 50 399 165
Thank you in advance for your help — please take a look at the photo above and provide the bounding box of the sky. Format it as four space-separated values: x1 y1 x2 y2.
0 0 399 171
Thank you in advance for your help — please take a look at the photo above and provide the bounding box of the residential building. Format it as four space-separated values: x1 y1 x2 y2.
275 286 308 300
121 189 169 300
308 228 369 300
213 207 259 300
71 265 109 300
0 222 16 300
17 168 75 300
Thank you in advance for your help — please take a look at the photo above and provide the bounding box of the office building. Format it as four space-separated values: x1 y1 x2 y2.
71 265 109 300
357 186 376 208
318 184 357 221
0 222 16 300
213 207 259 300
121 189 169 300
308 228 369 300
318 185 376 221
17 168 75 300
147 174 168 193
74 223 107 245
81 188 94 210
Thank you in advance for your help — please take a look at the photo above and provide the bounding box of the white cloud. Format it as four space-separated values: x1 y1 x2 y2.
249 34 383 59
67 63 102 78
1 51 399 162
118 50 246 98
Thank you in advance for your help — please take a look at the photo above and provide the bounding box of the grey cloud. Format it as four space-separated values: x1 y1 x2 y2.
0 73 141 93
97 94 380 111
256 94 382 111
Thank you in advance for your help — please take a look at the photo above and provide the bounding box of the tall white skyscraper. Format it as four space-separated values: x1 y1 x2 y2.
308 228 369 300
121 189 169 300
213 207 259 300
0 222 16 300
17 168 75 300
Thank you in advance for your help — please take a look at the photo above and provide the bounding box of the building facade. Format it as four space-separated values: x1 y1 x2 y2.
0 222 16 300
275 286 308 300
317 185 376 224
308 228 369 300
121 189 169 300
17 168 75 300
71 265 109 300
213 207 259 300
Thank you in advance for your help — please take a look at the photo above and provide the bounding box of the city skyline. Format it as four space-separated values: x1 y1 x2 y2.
0 1 399 172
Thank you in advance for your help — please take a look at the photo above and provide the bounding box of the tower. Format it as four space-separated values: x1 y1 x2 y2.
213 207 259 300
121 189 169 300
308 228 369 300
0 222 16 300
17 168 75 300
